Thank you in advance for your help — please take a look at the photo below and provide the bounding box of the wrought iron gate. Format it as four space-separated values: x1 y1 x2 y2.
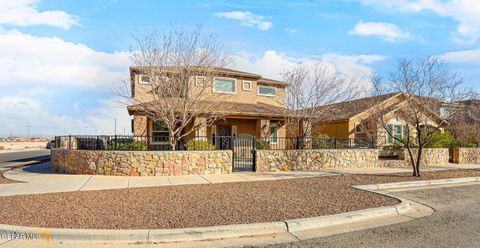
232 136 255 172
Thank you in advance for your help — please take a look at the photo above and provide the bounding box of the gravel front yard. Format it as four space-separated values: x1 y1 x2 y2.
0 169 479 229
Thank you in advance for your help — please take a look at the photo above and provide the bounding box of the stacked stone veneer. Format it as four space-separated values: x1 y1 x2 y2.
51 149 232 176
452 148 480 164
379 148 449 167
255 149 379 172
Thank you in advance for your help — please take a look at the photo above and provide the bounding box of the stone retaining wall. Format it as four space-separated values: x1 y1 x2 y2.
452 148 480 164
51 149 232 176
379 148 449 167
406 148 449 166
255 149 379 172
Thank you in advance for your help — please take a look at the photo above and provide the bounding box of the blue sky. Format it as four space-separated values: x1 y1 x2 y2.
0 0 479 137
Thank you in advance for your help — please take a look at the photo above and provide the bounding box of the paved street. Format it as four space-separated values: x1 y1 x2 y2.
0 150 50 168
269 184 480 248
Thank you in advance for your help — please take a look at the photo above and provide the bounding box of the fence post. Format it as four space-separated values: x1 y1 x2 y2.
114 135 117 150
68 135 71 150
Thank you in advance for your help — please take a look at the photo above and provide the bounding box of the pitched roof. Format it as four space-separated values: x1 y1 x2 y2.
127 100 287 118
307 93 400 122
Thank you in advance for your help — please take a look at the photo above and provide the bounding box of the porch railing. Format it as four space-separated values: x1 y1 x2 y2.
53 135 375 151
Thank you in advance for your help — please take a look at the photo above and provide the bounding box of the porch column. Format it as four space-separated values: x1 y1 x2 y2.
300 119 312 137
257 119 270 138
194 117 207 139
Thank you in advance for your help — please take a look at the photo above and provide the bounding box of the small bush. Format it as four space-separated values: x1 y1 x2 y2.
256 139 270 150
107 140 147 151
0 146 4 150
186 140 215 150
426 131 477 148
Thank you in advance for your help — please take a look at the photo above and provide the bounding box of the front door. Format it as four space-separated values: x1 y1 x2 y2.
218 126 231 150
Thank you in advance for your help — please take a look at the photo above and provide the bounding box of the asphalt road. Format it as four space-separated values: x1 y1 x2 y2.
268 184 480 248
0 150 50 168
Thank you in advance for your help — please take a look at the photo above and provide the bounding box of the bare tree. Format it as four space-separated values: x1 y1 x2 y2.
449 99 480 144
282 63 363 146
370 57 472 176
119 27 231 150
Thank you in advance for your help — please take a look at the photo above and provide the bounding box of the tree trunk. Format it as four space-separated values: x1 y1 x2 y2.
415 147 423 177
406 147 419 177
169 130 176 151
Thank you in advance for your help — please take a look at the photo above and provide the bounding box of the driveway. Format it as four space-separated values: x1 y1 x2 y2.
0 150 50 168
269 184 480 248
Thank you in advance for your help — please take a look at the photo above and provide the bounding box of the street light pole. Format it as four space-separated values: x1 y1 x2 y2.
114 118 117 135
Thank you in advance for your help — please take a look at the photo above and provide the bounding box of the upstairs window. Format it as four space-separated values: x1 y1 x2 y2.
195 76 206 87
139 75 151 84
258 85 276 96
213 78 236 94
242 81 252 91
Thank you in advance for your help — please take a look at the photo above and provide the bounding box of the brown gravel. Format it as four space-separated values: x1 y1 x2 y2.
1 169 480 229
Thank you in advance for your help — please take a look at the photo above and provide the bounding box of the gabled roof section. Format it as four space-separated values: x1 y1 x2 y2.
307 93 401 122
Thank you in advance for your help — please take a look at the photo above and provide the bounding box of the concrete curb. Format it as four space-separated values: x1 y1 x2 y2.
354 177 480 191
4 157 50 170
4 176 477 243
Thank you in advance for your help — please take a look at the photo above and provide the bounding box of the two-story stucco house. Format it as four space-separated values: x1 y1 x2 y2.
127 67 288 149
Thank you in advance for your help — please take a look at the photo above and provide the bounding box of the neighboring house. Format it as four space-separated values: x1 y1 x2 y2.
127 67 288 149
309 93 445 147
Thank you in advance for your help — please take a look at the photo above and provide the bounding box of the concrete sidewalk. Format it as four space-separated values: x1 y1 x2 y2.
0 162 335 196
1 162 479 197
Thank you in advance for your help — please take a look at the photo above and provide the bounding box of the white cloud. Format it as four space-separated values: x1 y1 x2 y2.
0 29 130 91
0 95 131 136
0 0 79 29
359 0 480 44
348 21 411 42
214 11 273 30
231 50 385 93
437 48 480 63
0 27 132 136
88 98 131 135
285 27 297 33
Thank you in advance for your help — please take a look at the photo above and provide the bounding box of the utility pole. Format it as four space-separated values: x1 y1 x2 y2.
27 122 30 138
114 118 117 135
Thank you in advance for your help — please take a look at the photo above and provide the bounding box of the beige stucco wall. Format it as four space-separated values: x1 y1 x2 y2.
51 149 233 176
133 115 148 136
452 148 480 164
132 73 285 107
312 121 350 138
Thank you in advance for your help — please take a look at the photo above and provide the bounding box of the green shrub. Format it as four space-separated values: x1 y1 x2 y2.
256 139 270 150
107 140 147 151
425 131 477 148
186 140 215 150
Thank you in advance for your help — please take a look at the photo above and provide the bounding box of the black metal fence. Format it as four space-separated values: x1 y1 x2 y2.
54 135 375 151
